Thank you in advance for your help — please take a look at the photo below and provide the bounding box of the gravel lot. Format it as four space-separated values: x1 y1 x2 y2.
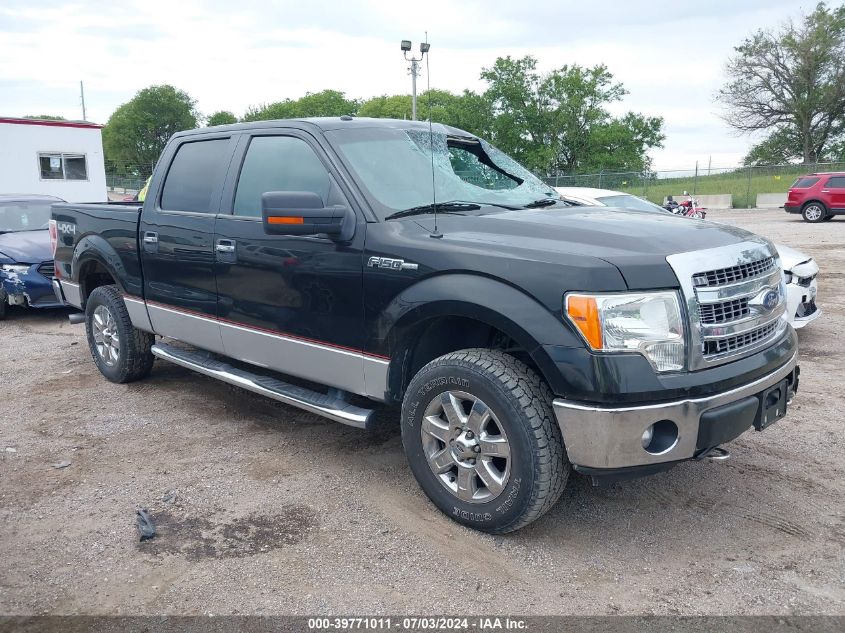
1 208 843 616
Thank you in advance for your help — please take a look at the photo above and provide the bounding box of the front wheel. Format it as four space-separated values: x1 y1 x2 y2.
85 285 154 383
401 349 569 533
802 203 827 223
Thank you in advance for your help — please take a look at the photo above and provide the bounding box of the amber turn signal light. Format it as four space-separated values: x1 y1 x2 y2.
566 295 603 349
267 216 304 225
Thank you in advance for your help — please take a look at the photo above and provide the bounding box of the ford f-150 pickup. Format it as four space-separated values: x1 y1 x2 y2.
51 117 800 533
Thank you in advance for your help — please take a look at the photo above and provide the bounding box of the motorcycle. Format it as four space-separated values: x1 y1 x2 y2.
663 196 706 219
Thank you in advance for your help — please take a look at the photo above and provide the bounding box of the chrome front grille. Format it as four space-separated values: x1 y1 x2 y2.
692 257 775 288
667 241 787 370
699 297 749 324
703 321 778 355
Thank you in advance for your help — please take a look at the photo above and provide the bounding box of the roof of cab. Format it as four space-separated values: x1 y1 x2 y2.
174 116 475 139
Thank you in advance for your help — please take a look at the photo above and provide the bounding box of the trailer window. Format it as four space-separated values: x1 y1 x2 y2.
38 153 88 181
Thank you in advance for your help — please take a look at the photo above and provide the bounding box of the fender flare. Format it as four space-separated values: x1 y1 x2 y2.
377 273 583 399
72 234 130 299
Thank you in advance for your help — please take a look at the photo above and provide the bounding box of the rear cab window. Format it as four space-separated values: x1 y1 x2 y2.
160 138 231 213
791 177 820 189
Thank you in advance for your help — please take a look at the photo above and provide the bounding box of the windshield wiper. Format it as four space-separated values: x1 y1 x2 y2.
385 201 481 221
523 198 560 208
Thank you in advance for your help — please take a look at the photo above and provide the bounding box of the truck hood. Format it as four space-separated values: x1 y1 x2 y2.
431 206 763 289
0 230 52 264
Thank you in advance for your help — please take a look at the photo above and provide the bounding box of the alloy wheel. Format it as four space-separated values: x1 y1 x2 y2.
92 305 120 366
420 390 511 503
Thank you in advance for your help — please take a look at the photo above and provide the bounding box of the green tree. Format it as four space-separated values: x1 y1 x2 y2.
358 90 493 138
23 114 66 121
103 85 198 175
742 128 804 165
718 2 845 164
206 110 237 126
480 56 663 174
242 90 358 121
358 94 412 119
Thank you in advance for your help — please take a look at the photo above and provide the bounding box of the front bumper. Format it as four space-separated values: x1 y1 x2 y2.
553 353 798 470
1 265 64 309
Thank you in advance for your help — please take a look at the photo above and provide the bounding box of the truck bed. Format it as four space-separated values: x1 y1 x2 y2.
52 201 145 298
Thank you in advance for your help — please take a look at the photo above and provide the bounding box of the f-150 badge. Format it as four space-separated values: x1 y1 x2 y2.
367 256 418 271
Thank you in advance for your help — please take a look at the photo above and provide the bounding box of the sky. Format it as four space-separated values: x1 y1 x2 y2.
0 0 814 172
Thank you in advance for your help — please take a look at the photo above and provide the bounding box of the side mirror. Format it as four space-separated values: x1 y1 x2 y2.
261 191 353 240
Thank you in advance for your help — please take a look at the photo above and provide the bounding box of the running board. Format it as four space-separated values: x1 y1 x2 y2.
151 343 376 430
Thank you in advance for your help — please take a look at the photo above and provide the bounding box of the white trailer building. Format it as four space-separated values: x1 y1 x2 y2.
0 117 107 202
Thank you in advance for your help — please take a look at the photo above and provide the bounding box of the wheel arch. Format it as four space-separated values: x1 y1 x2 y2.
72 235 128 306
379 274 582 402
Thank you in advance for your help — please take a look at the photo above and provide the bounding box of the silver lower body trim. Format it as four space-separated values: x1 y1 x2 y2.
57 280 82 309
140 301 389 401
151 343 376 429
553 353 798 469
123 296 154 332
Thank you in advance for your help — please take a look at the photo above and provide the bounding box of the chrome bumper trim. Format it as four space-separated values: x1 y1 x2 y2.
552 353 797 469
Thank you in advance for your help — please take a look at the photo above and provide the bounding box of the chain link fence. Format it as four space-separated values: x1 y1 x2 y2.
543 162 845 208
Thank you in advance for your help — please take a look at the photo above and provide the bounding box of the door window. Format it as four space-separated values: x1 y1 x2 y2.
825 176 845 188
233 136 331 217
161 138 230 213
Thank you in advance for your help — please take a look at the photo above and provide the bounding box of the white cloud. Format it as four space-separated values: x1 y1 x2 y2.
0 0 807 170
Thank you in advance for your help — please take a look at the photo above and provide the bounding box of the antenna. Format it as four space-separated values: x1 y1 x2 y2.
425 32 442 239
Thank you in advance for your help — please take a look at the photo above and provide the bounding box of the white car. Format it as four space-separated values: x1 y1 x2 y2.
554 187 821 328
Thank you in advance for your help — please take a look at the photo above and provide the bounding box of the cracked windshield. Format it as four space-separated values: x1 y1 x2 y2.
326 126 559 219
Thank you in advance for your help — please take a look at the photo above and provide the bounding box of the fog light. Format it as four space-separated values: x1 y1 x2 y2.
641 420 679 455
641 425 655 449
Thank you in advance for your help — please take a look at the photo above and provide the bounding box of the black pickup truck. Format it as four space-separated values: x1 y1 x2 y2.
51 117 799 533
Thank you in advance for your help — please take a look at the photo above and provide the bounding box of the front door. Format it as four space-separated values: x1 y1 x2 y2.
139 134 235 353
213 131 376 396
824 175 845 211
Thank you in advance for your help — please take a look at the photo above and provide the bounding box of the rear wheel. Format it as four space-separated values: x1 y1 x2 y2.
802 202 827 223
85 285 154 383
401 349 569 533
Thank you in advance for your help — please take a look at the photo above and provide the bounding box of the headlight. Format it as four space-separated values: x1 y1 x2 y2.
0 264 30 274
565 291 686 372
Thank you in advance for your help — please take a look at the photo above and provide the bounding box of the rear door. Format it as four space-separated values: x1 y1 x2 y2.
212 130 376 396
139 134 236 353
823 175 845 211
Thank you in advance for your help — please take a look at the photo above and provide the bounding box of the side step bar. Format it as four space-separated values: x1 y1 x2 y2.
151 343 377 430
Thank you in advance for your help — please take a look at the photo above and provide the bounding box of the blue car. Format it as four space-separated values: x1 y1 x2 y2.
0 194 66 319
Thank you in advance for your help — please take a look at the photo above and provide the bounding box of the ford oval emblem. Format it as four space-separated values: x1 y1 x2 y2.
762 289 779 310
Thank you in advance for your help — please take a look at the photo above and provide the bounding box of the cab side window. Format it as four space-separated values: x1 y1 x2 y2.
233 136 331 217
161 138 230 213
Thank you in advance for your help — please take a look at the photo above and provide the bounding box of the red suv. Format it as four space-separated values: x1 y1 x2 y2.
785 172 845 222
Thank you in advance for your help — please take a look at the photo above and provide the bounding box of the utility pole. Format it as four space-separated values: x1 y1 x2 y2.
80 81 87 121
400 37 430 121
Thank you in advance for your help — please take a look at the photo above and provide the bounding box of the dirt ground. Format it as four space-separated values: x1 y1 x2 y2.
0 208 843 616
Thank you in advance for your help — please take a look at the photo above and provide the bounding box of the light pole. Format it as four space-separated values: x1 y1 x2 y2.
401 39 430 120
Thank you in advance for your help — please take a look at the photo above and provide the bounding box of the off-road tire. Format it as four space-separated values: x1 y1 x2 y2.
802 202 827 223
85 285 154 383
401 349 569 533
